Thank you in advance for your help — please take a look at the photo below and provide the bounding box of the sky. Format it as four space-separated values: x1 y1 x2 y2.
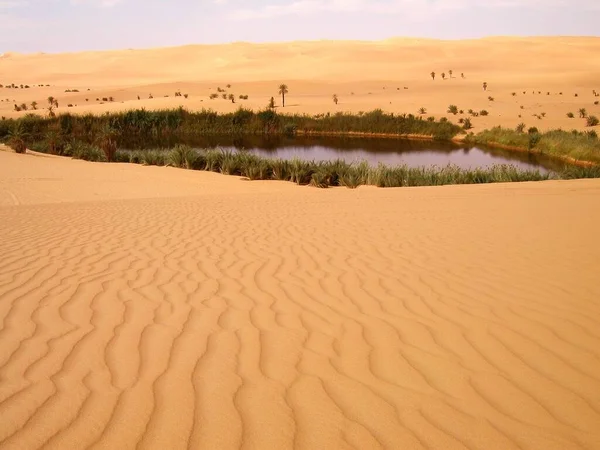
1 0 598 53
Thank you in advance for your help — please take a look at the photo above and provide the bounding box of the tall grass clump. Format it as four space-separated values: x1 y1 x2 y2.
559 165 600 179
141 150 167 166
289 158 313 185
70 141 107 162
271 159 291 181
168 144 198 169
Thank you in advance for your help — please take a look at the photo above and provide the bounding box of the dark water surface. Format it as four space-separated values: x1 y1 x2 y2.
121 135 561 172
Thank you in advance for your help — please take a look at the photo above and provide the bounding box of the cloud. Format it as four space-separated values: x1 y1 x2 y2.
229 0 580 20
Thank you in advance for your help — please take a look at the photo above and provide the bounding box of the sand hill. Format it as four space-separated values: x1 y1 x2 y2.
1 37 600 131
1 149 600 449
1 37 600 449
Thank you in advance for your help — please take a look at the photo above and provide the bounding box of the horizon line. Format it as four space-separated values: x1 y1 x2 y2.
2 34 598 57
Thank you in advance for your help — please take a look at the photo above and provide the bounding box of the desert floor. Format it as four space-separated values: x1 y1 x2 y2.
1 36 600 132
1 148 600 449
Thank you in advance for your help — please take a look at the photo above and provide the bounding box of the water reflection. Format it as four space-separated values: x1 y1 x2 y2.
119 134 559 172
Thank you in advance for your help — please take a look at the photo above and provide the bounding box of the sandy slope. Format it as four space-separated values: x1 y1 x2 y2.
2 37 600 132
1 150 600 449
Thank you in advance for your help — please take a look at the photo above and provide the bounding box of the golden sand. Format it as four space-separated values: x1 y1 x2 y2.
2 37 600 132
1 36 600 449
1 149 599 449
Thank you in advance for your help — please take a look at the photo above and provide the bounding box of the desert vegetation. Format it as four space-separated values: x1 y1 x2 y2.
2 107 598 167
278 84 289 107
22 141 555 187
467 126 600 164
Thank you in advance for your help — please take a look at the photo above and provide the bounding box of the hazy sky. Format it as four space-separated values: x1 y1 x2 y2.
1 0 598 53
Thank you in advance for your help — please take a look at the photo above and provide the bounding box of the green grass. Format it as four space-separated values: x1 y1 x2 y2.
0 108 463 144
109 146 558 187
467 126 600 164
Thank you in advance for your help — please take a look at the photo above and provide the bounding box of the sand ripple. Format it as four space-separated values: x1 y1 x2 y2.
1 153 600 449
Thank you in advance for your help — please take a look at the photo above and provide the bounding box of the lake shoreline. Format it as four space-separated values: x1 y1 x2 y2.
294 130 597 167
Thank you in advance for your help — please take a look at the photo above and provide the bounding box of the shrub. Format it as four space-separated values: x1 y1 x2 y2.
462 118 472 130
7 124 28 153
480 110 489 116
528 127 539 134
310 170 330 188
515 123 526 133
168 144 197 169
447 105 458 115
271 159 291 181
71 141 107 161
488 96 494 102
289 158 313 185
567 112 574 118
242 156 271 180
141 150 166 166
587 115 599 127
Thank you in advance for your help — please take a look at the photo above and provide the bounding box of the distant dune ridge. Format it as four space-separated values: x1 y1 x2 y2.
1 36 600 131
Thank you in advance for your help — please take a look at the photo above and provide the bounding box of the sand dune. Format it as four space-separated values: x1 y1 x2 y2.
1 150 600 449
2 37 600 131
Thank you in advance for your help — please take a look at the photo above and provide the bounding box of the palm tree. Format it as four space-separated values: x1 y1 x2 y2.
441 73 446 80
483 82 488 91
332 94 338 105
430 72 435 81
579 108 587 118
449 70 453 78
7 124 28 153
31 101 38 110
418 107 427 115
53 99 59 108
278 84 288 107
47 96 55 107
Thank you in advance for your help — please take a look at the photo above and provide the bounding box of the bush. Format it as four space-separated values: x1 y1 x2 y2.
71 141 107 161
480 110 489 116
141 150 166 166
515 123 526 133
586 115 599 127
567 112 574 118
447 105 458 115
168 144 197 169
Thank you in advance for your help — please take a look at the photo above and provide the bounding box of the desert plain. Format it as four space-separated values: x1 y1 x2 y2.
1 37 600 449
